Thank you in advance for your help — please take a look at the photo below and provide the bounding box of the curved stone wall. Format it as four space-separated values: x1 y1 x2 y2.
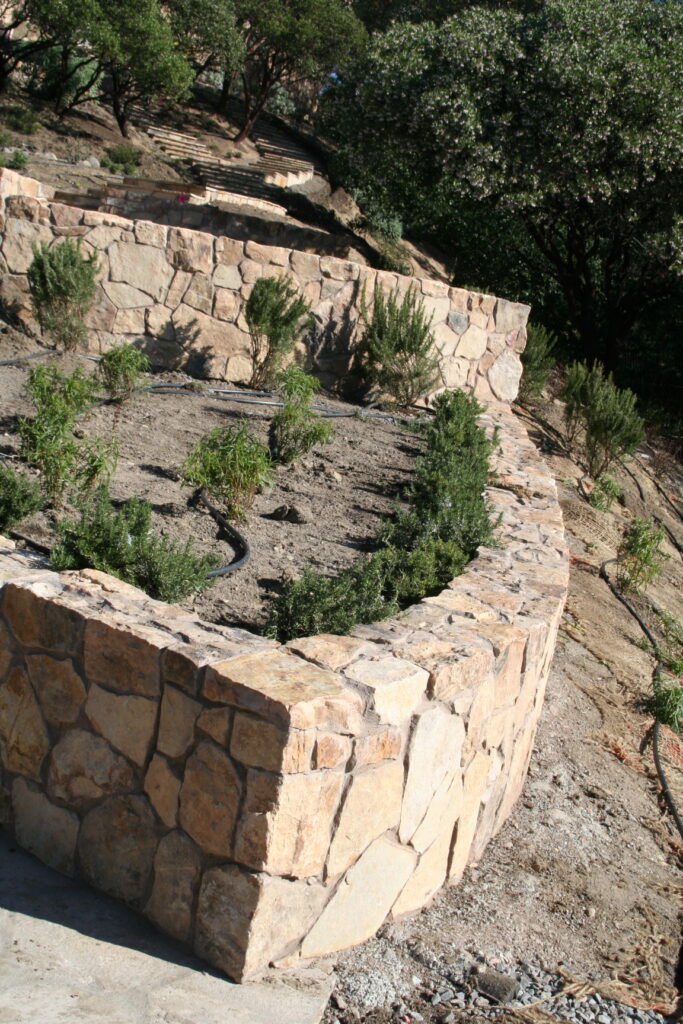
0 402 568 981
0 169 529 400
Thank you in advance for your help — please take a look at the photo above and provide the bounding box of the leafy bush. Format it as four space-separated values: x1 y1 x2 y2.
3 105 39 134
269 366 332 464
616 517 667 594
182 424 272 521
3 150 28 171
51 490 216 602
245 276 312 389
99 343 149 402
649 683 683 734
587 473 622 513
28 239 99 352
18 364 111 506
561 361 644 477
102 143 141 176
518 323 557 402
357 284 441 406
267 389 494 641
0 463 43 531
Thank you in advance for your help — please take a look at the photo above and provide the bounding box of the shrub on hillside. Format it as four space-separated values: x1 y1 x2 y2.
245 276 312 389
518 323 557 402
269 366 332 464
0 463 44 531
28 239 99 352
99 343 149 402
182 424 272 521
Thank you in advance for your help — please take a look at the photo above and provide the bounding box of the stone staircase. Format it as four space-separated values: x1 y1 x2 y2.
130 106 315 206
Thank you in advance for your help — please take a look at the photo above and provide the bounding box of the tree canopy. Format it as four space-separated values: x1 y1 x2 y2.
323 0 683 375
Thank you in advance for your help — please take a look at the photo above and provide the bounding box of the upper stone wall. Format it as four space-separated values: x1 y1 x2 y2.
0 170 530 401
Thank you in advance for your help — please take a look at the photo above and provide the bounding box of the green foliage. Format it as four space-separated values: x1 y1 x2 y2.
24 43 102 113
0 463 44 531
655 609 683 679
269 366 332 465
51 489 216 602
518 323 556 402
3 105 39 134
374 240 411 276
322 0 683 390
27 239 99 352
561 361 644 478
649 683 683 734
587 474 622 513
5 149 28 170
182 424 272 521
616 518 667 594
101 142 140 175
167 0 242 76
17 364 112 506
98 343 149 402
267 388 493 641
245 276 312 390
357 284 441 406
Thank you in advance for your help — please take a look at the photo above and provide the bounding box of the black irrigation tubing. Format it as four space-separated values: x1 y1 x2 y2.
0 350 56 367
197 488 251 578
599 557 683 841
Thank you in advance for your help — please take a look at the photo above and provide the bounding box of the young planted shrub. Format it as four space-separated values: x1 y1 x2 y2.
51 490 216 602
267 389 494 641
182 424 272 521
99 343 149 402
518 323 557 402
28 239 99 352
561 361 644 477
245 276 312 389
0 463 43 531
616 517 667 594
269 366 332 464
102 143 141 175
587 473 622 513
357 284 441 406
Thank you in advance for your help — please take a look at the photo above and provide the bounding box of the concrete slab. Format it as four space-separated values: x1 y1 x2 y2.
0 833 333 1024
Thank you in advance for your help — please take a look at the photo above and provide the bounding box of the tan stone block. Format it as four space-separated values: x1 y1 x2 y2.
353 727 403 766
160 641 241 696
0 273 34 332
240 259 263 284
327 760 404 877
48 728 135 808
195 864 328 981
2 218 54 272
428 640 495 705
184 273 214 315
85 684 157 767
420 278 449 297
234 768 343 877
301 836 416 959
50 202 83 227
196 706 231 745
215 236 244 266
224 353 252 383
494 297 529 334
286 634 370 672
144 753 180 828
421 294 450 325
464 674 495 754
488 349 523 402
478 623 527 706
145 303 175 340
83 210 129 228
178 740 241 857
448 287 469 313
102 279 152 309
84 286 117 332
0 665 49 780
78 795 159 906
392 825 453 917
399 705 465 845
313 732 351 770
165 268 191 309
448 750 490 881
12 777 79 875
411 769 462 855
84 224 123 250
319 256 359 281
84 619 161 698
135 220 167 248
343 657 428 726
468 307 489 329
424 590 499 622
455 324 488 360
167 227 214 274
231 712 314 773
145 830 202 943
245 240 289 266
203 649 363 732
0 619 14 679
212 261 241 289
213 287 240 321
289 250 320 281
157 685 201 759
25 653 86 725
109 241 173 301
113 306 146 334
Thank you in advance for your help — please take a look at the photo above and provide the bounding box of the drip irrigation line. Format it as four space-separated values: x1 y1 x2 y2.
0 350 55 367
599 557 683 841
197 488 251 577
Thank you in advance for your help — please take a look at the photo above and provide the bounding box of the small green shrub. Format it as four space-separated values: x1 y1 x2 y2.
587 473 622 512
374 240 411 276
102 143 141 176
269 366 332 464
182 424 272 521
245 276 312 389
51 490 216 602
648 683 683 734
267 388 494 641
0 463 43 531
518 323 557 402
3 105 39 134
561 361 644 477
28 239 99 352
6 150 28 171
357 284 441 406
616 517 667 594
99 343 149 402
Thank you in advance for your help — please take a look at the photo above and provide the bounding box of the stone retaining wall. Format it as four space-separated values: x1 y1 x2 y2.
0 403 568 981
0 169 529 400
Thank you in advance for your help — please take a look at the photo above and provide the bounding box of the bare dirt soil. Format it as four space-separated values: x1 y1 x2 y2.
0 330 421 632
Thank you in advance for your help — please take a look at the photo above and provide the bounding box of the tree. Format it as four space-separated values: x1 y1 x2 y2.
166 0 243 80
322 0 683 373
0 0 53 93
230 0 366 141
